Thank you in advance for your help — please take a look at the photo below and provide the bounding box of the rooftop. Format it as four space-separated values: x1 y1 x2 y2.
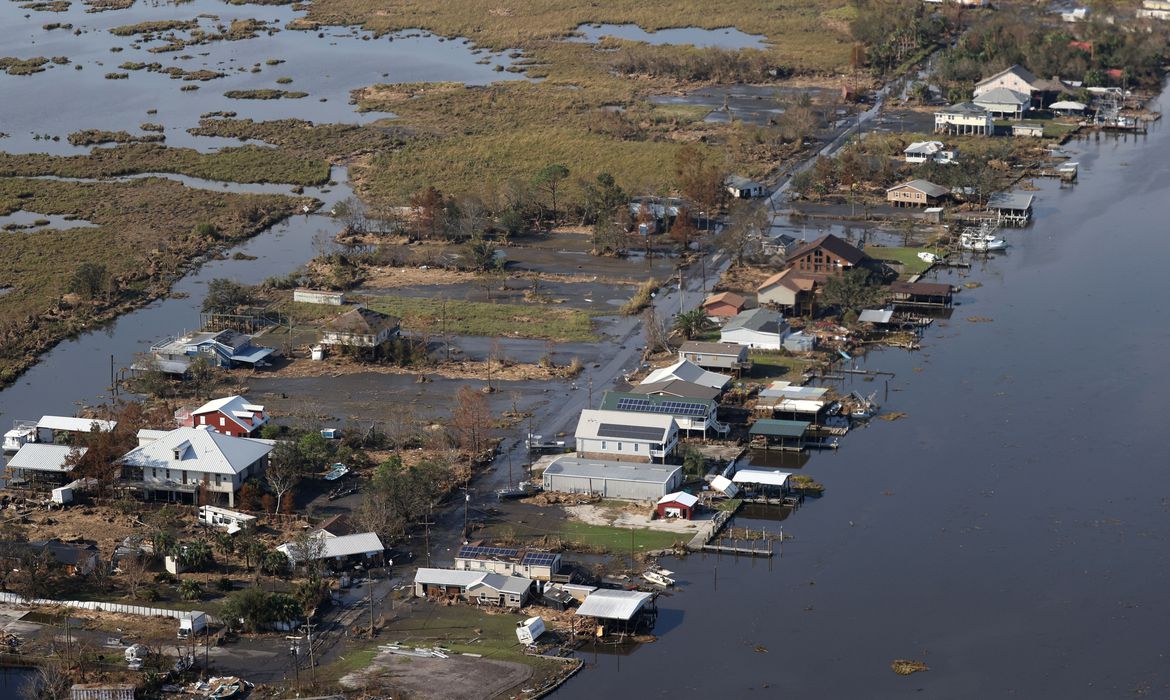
575 409 677 443
858 308 895 324
977 64 1038 89
324 307 401 334
749 419 811 438
759 268 817 293
974 87 1031 107
888 179 950 198
722 307 788 335
119 426 274 475
657 491 698 507
641 359 730 391
415 567 486 588
192 395 267 432
636 379 722 401
576 589 654 620
36 416 116 433
599 391 715 419
987 192 1035 211
937 101 989 116
475 573 534 595
678 341 747 357
732 469 793 487
7 444 85 473
279 531 384 562
759 381 829 400
543 456 682 486
786 234 868 266
890 281 953 297
702 291 747 309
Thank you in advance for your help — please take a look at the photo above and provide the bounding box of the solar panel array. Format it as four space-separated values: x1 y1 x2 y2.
615 396 708 418
457 545 519 561
597 423 666 441
521 552 558 566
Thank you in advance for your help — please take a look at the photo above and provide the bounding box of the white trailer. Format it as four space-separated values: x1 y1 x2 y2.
178 611 208 639
515 616 545 645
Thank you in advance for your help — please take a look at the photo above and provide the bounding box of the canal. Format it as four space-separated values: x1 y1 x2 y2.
553 97 1170 697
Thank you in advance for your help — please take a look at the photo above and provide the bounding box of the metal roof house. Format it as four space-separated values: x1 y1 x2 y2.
321 308 401 347
974 64 1039 99
720 307 790 350
903 141 957 164
187 395 268 438
934 102 993 136
574 409 679 463
757 268 817 315
119 426 274 507
974 87 1031 119
678 341 750 374
541 455 683 501
413 568 533 609
732 468 793 490
35 416 116 445
277 531 386 569
454 544 562 581
637 379 722 401
784 234 875 282
600 390 727 436
641 359 731 392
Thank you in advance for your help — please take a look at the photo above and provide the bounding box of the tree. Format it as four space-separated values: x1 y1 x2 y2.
332 196 368 234
720 203 767 267
179 579 203 601
580 172 627 225
213 532 236 561
288 530 327 582
220 588 298 632
266 440 307 514
670 207 700 251
532 163 570 227
68 263 110 301
821 268 882 316
679 444 707 478
408 186 446 241
672 308 710 340
176 540 213 571
642 307 671 355
261 549 292 578
63 424 130 492
464 235 500 272
452 386 492 454
297 431 332 469
202 278 252 314
674 145 727 221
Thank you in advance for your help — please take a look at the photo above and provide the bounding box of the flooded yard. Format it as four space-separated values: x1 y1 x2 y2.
568 23 768 50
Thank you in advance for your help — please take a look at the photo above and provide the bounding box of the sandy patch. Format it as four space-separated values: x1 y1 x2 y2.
263 356 573 382
341 651 532 700
565 503 708 533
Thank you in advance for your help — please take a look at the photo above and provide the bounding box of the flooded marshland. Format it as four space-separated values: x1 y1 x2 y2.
553 94 1170 697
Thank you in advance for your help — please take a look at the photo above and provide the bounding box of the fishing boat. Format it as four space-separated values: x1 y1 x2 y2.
959 221 1006 252
641 567 675 587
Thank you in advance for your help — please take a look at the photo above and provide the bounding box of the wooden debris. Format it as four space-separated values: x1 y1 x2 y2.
891 659 929 675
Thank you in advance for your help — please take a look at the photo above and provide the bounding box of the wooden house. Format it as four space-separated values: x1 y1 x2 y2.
887 179 949 207
321 308 401 347
784 234 872 280
757 268 817 314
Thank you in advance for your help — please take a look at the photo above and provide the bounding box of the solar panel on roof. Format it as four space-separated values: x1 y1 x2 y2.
615 397 708 418
522 552 557 566
596 423 666 441
458 545 519 560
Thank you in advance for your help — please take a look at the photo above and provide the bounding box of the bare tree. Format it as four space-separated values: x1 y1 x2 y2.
642 307 672 356
23 658 70 700
119 553 149 599
265 441 305 513
451 386 492 455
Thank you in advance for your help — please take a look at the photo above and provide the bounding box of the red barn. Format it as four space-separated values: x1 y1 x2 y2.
656 491 699 520
189 395 269 437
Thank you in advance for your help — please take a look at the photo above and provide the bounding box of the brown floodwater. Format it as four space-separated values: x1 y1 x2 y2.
552 94 1170 698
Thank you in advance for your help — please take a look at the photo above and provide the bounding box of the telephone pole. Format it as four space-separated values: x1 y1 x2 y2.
304 619 317 686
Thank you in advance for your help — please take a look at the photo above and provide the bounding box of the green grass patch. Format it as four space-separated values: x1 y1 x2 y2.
745 351 816 384
865 246 942 276
367 295 597 342
555 520 687 552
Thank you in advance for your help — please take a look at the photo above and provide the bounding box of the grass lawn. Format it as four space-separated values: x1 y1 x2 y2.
368 295 597 342
865 245 944 276
745 351 817 384
555 520 688 552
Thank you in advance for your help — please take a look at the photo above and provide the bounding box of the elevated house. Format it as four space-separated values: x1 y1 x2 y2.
541 455 683 500
903 141 957 164
677 341 750 374
185 395 268 438
720 308 790 350
640 359 731 392
118 426 273 507
454 544 563 581
757 269 817 315
974 87 1031 119
701 291 748 320
887 179 949 208
600 390 728 437
934 102 993 136
754 381 831 424
726 175 765 199
573 409 678 464
145 329 274 375
321 308 401 348
974 64 1038 99
784 234 880 282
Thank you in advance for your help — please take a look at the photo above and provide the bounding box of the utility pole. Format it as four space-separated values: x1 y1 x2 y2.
587 376 593 407
367 567 375 640
462 487 471 538
304 619 317 686
422 503 433 566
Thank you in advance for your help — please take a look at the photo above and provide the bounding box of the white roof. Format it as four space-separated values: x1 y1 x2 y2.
136 429 170 445
1048 100 1086 110
279 531 384 562
7 444 85 473
574 409 676 443
544 456 682 486
641 359 730 390
974 87 1031 107
36 416 116 433
759 381 829 400
414 567 486 588
858 308 895 324
710 475 740 497
576 589 654 621
732 469 793 487
119 426 274 475
904 140 944 154
657 491 698 508
191 396 266 432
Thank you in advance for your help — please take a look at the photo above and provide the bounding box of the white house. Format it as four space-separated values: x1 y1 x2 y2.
726 175 765 199
321 308 401 347
573 409 678 464
277 530 385 569
640 359 730 392
720 308 790 350
903 141 957 164
119 426 273 507
934 102 993 136
974 65 1039 98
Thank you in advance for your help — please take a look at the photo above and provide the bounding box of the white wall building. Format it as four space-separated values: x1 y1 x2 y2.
119 426 273 507
574 410 678 464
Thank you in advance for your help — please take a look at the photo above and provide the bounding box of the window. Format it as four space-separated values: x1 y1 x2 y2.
601 441 607 450
618 442 623 451
165 469 171 480
634 443 640 452
215 474 221 486
199 415 206 425
219 416 226 427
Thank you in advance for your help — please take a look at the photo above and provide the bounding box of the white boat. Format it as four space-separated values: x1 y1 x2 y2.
917 251 940 263
959 231 1006 251
642 567 675 587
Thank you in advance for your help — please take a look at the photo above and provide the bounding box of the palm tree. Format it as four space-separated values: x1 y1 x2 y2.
672 308 710 339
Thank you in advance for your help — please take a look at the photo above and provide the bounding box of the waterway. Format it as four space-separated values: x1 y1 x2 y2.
568 23 767 50
554 99 1170 697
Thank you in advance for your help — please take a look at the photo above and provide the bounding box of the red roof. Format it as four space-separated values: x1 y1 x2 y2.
1069 41 1092 52
703 291 747 309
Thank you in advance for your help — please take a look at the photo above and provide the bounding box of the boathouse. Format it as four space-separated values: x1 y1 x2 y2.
576 589 657 636
754 382 830 423
731 468 792 496
888 281 953 308
987 192 1034 226
5 444 83 486
749 419 810 450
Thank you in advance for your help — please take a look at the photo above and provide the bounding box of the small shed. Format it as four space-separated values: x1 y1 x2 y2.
888 281 953 308
858 308 895 325
1011 122 1045 138
656 491 698 520
293 289 346 306
726 175 765 199
701 292 748 319
781 330 816 353
709 474 740 498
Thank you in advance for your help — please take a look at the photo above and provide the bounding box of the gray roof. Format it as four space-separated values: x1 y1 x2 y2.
987 192 1035 211
974 87 1031 107
543 456 682 486
726 175 764 190
722 307 787 335
938 102 989 116
888 179 950 198
575 409 676 443
119 426 274 475
636 379 722 401
678 341 748 358
576 589 654 620
7 444 85 473
36 416 116 433
977 64 1038 89
414 568 485 588
858 308 895 324
474 573 533 595
324 307 400 335
641 359 730 390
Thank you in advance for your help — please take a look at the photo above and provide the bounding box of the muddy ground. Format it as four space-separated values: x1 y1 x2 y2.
341 650 532 700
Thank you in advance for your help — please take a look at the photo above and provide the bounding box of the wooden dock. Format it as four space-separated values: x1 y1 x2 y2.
701 543 773 558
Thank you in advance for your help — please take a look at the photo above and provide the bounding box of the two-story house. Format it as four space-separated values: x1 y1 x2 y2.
934 102 993 136
119 426 273 507
321 308 401 348
187 395 269 437
573 409 678 464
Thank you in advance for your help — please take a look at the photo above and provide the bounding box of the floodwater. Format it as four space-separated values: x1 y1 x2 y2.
650 85 836 127
0 209 96 230
0 0 525 155
553 95 1170 697
569 23 767 50
0 166 351 423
